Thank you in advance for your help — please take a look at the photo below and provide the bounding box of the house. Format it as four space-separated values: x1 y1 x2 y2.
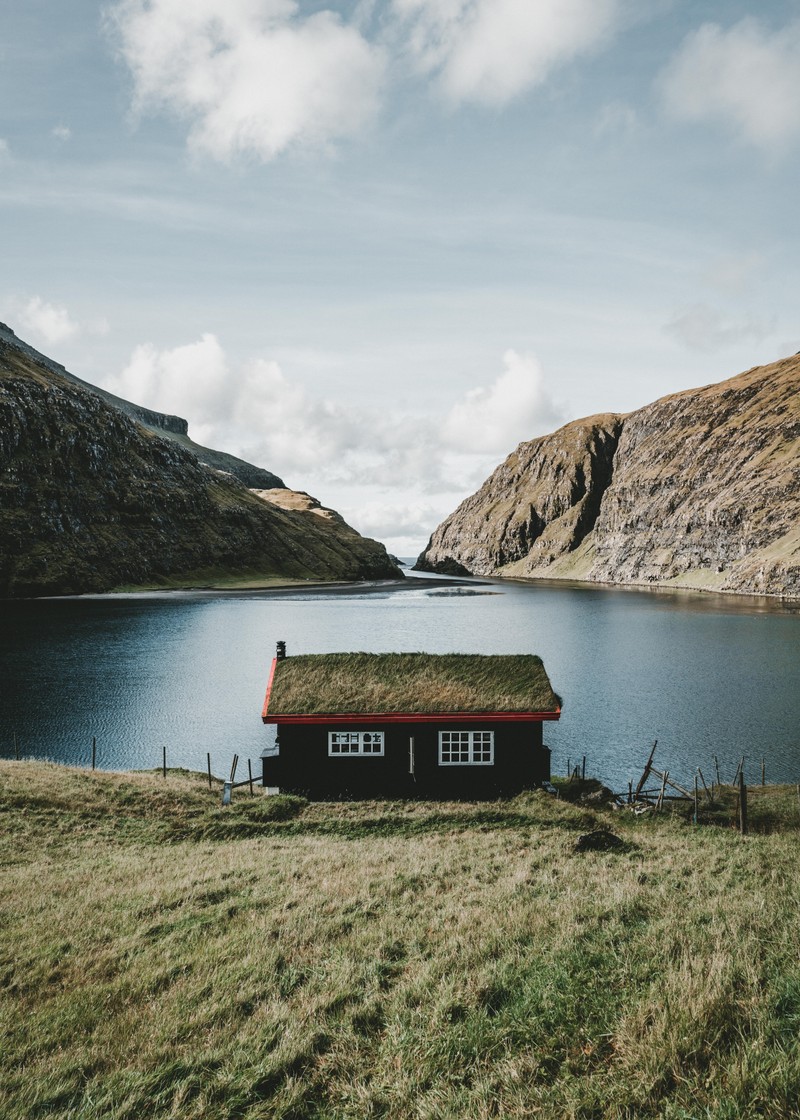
260 644 561 799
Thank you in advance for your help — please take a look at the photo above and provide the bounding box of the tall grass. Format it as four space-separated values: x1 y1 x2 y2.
2 761 800 1118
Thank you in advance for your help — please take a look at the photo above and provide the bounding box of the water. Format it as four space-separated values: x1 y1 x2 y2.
1 573 799 791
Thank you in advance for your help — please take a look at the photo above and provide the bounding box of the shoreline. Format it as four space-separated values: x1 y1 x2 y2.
415 566 800 609
33 572 484 601
8 568 799 609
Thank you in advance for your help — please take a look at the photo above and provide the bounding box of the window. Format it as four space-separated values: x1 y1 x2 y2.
439 730 494 766
328 731 384 756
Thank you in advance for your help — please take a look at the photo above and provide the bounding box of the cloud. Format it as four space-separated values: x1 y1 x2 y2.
0 138 9 158
100 336 561 504
110 333 232 436
8 296 109 348
660 18 800 150
107 0 385 161
443 349 561 452
15 296 80 345
344 500 447 542
392 0 622 106
663 303 772 353
51 125 72 142
103 333 427 480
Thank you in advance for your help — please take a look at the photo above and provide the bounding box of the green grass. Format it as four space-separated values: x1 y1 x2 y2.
267 653 561 716
2 762 800 1118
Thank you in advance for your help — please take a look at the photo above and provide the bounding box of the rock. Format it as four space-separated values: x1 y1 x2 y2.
416 353 800 599
574 830 625 852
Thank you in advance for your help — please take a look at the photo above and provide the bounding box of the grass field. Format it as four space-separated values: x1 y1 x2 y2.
2 761 800 1119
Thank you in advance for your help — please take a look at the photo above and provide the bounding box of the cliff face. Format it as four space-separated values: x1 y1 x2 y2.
418 415 624 576
0 337 400 596
0 323 284 489
417 353 800 598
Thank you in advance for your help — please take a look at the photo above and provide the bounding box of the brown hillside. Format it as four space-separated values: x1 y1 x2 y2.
0 338 401 596
418 354 800 598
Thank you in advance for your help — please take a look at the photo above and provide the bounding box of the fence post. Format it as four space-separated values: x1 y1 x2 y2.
693 776 699 825
221 754 238 807
14 732 19 761
582 755 586 779
697 767 711 802
657 770 667 811
738 771 748 835
761 758 765 786
92 736 96 771
162 746 167 780
248 759 254 797
207 752 213 790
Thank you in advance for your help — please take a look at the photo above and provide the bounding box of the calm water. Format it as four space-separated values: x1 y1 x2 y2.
1 572 799 792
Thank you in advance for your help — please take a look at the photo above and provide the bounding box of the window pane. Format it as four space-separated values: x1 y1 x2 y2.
329 731 384 756
439 730 494 765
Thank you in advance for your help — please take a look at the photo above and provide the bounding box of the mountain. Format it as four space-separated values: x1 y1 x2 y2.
416 353 800 598
0 324 401 596
0 323 284 489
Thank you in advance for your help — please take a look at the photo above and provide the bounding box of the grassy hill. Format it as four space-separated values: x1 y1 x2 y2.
2 761 800 1118
0 339 400 595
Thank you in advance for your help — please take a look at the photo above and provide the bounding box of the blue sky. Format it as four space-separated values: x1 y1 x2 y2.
2 0 799 553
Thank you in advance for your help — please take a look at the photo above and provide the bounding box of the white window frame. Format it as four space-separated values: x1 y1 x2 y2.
438 730 494 766
328 731 385 757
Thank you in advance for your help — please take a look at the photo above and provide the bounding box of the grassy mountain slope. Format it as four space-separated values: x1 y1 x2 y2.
2 760 800 1119
0 338 400 596
418 354 800 597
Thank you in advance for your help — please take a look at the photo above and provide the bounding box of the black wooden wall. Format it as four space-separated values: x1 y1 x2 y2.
262 720 550 799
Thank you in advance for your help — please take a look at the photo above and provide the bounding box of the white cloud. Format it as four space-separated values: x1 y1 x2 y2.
392 0 622 106
0 138 9 158
443 349 561 452
660 18 800 150
110 333 232 437
108 0 385 162
51 125 72 142
100 336 561 511
663 303 771 353
16 296 80 346
344 500 447 542
7 296 111 348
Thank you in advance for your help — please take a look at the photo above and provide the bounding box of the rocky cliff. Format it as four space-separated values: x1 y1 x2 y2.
0 333 400 596
0 323 285 489
417 353 800 598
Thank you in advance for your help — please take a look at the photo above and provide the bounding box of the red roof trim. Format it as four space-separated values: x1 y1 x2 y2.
262 709 561 725
261 658 278 721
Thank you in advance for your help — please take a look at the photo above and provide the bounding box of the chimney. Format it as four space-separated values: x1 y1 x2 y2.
276 640 286 661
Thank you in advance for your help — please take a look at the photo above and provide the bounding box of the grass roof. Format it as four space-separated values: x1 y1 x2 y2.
266 653 561 716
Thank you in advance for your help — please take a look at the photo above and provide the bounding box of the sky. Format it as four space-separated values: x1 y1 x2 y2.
2 0 800 556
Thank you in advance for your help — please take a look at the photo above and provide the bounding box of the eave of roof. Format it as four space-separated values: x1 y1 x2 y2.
262 710 561 725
